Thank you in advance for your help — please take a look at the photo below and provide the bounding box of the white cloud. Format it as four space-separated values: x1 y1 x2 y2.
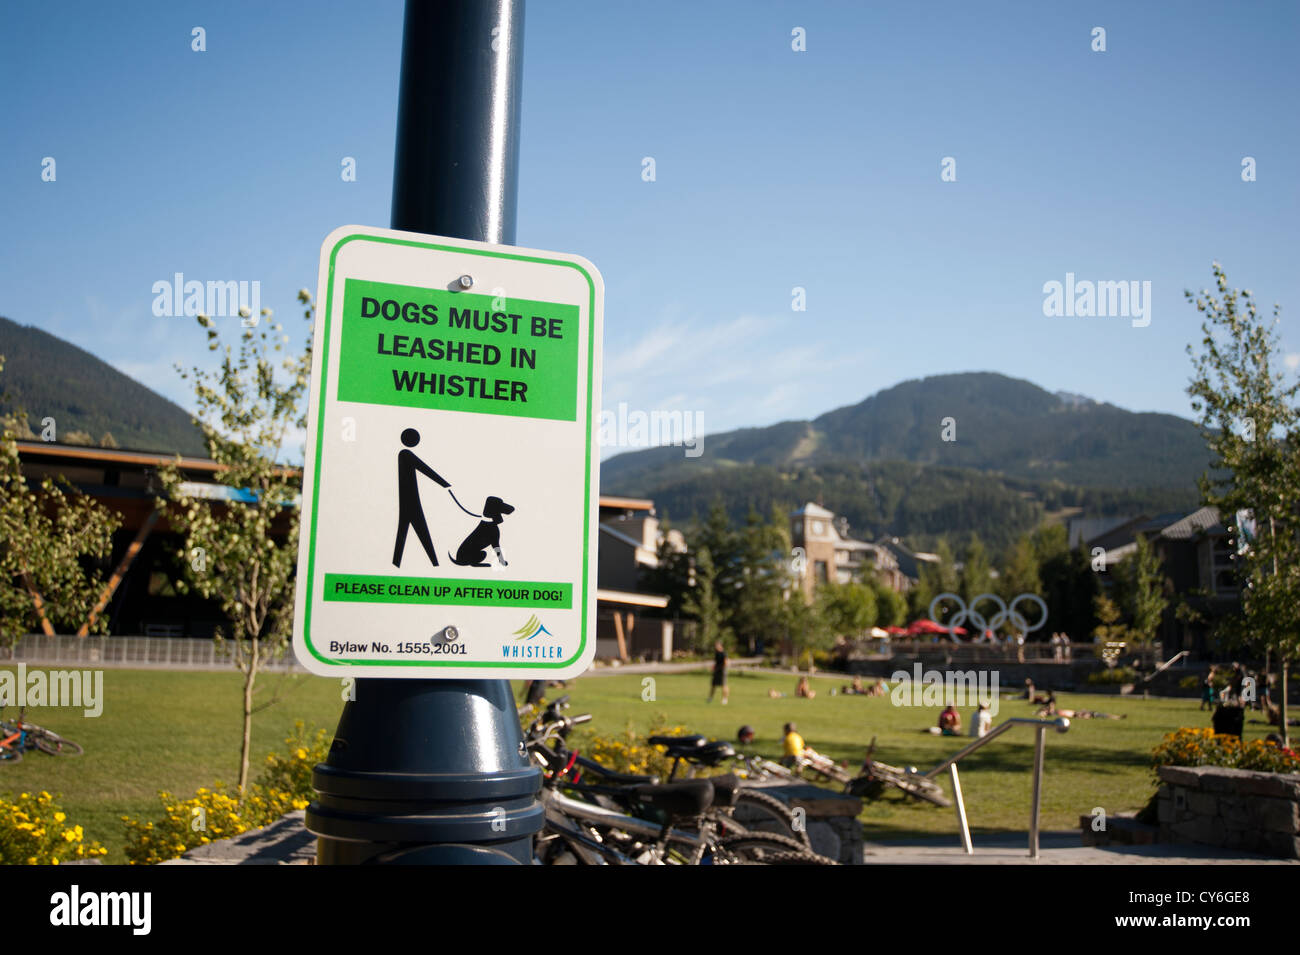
601 307 874 441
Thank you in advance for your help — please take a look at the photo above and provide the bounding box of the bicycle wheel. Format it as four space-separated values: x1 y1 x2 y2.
0 744 22 764
710 832 837 865
878 769 951 805
892 774 950 807
729 789 812 848
34 733 83 757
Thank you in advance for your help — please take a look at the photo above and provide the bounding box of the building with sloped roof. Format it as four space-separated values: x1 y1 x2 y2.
789 502 931 598
1086 506 1240 658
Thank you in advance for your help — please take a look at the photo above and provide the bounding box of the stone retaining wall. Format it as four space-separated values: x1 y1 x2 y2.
1156 765 1300 859
737 781 863 864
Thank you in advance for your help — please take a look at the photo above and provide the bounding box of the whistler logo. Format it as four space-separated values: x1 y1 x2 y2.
503 615 561 659
513 615 552 640
49 885 151 935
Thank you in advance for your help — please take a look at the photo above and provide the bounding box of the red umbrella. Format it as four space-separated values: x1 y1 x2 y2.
907 619 967 635
884 626 908 635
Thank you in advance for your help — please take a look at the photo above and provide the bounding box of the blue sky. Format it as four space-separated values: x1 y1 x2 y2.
2 0 1297 458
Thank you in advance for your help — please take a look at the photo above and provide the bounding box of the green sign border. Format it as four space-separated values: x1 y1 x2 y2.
302 232 597 670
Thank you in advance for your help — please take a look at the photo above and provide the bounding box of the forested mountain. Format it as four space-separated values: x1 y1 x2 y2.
0 316 204 454
602 372 1207 556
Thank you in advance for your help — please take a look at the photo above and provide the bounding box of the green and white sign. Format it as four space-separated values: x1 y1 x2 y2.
292 225 603 679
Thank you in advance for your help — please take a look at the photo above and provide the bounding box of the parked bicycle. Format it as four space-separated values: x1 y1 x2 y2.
524 700 832 864
847 736 950 807
654 728 950 808
0 709 84 761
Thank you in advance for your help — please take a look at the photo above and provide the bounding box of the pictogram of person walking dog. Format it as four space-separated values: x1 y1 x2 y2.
391 427 514 569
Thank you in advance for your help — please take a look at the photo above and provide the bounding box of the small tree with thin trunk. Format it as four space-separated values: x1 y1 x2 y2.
1186 263 1300 747
156 294 313 794
1117 533 1168 647
0 357 120 646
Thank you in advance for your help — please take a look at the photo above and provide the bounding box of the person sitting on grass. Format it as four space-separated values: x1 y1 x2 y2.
781 722 808 768
938 704 961 736
796 675 817 699
1029 685 1054 706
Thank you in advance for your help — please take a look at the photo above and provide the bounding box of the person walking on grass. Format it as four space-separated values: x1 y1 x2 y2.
708 640 729 704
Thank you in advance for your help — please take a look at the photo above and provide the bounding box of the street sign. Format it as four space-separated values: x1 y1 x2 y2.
293 225 603 679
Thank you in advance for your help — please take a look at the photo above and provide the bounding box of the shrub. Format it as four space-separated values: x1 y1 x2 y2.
0 791 108 864
568 714 690 780
121 721 326 864
1150 727 1300 784
257 720 331 799
1086 666 1137 685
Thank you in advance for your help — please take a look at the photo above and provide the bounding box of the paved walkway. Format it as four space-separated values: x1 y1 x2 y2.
863 830 1298 864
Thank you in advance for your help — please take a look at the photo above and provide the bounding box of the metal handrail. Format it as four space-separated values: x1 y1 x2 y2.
1144 650 1189 682
921 716 1070 858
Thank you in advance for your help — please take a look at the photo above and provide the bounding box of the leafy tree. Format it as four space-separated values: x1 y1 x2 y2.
640 522 692 619
728 507 792 654
871 579 908 628
911 538 957 617
1091 593 1129 646
156 294 313 794
1030 522 1097 642
1186 262 1300 745
816 580 877 637
0 357 121 646
999 533 1042 601
958 533 993 603
681 545 730 653
694 501 743 620
785 587 833 660
1031 523 1069 565
1116 533 1168 646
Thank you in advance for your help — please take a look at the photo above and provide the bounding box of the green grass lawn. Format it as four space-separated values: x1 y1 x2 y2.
0 664 1249 862
539 669 1254 844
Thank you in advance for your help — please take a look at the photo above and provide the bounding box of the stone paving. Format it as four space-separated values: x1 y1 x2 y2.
161 810 315 865
863 829 1299 865
161 812 1297 865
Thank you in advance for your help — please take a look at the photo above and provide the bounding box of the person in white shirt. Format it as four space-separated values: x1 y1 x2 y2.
970 702 992 738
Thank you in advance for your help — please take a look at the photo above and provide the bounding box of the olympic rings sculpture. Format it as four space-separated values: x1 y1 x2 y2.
928 592 1048 636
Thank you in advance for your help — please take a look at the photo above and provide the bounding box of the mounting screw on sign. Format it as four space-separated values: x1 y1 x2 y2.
441 626 459 643
457 274 474 290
